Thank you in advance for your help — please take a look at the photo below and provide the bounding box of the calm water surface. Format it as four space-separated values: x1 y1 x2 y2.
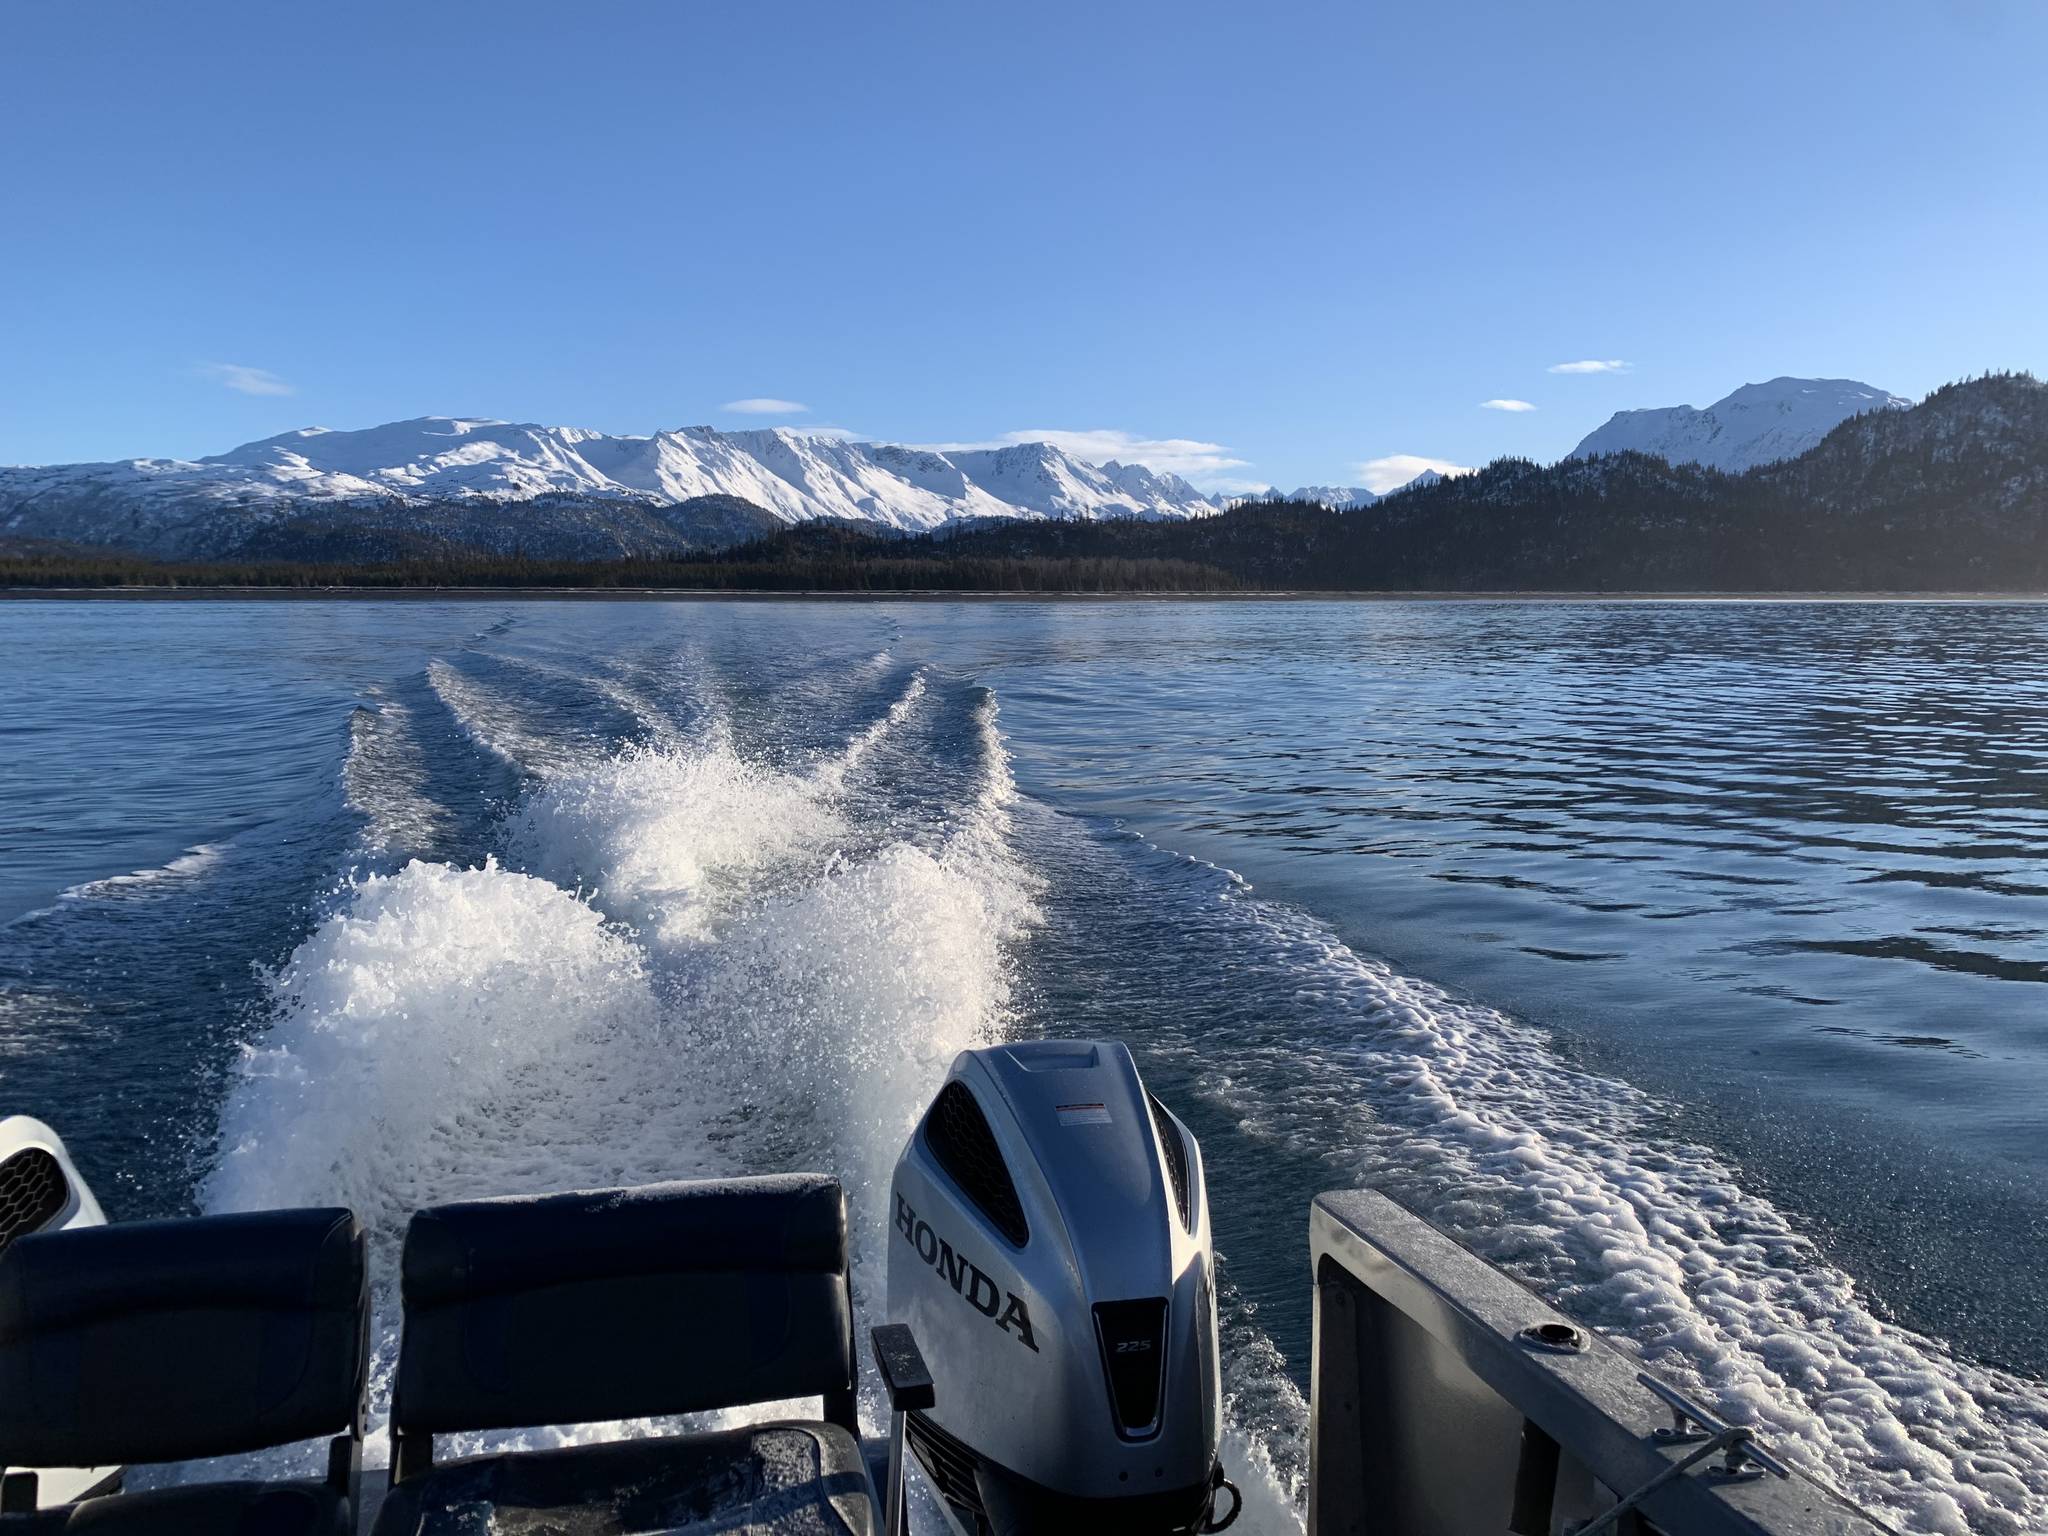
2 598 2044 1534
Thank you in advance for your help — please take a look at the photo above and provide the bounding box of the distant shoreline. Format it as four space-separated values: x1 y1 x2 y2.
5 586 2046 604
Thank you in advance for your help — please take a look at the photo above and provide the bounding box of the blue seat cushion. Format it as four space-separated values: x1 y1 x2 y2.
0 1207 366 1467
393 1177 853 1436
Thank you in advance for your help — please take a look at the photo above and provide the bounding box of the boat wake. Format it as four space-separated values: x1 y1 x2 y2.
198 652 1315 1526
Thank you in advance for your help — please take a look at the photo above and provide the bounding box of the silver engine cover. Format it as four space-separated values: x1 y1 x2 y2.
888 1041 1221 1531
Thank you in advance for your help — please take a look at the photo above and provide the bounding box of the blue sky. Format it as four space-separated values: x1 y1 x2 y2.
3 1 2043 492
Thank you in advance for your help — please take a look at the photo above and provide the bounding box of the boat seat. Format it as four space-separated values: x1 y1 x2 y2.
375 1175 881 1536
0 1480 345 1535
0 1207 369 1535
373 1422 875 1535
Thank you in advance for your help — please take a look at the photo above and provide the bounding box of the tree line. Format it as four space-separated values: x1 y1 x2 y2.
0 543 1243 594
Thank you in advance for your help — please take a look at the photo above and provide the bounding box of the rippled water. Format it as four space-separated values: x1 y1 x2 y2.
2 597 2046 1535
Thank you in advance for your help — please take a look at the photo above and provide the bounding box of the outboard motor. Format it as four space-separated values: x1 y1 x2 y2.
1 1115 116 1511
888 1041 1236 1535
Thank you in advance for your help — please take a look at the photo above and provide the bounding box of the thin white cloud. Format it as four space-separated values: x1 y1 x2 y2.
198 362 294 397
1481 398 1537 412
1019 429 1249 480
1354 454 1475 494
722 397 810 415
1547 359 1632 375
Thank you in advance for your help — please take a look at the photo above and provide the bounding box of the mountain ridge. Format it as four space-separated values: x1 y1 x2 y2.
8 376 2043 591
1568 376 1910 472
2 375 2024 568
0 418 1222 560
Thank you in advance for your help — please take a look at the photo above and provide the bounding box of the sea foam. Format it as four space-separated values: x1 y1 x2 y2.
201 676 1057 1480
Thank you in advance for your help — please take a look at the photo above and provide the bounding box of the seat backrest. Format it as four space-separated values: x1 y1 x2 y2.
0 1207 368 1468
392 1174 854 1440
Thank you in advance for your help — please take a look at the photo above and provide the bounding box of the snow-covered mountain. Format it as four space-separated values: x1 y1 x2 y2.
0 417 1221 558
1288 484 1382 509
1230 475 1460 508
1229 484 1383 509
1389 470 1445 493
1567 377 1910 472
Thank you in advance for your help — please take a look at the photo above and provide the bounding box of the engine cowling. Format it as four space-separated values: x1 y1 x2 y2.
887 1041 1225 1535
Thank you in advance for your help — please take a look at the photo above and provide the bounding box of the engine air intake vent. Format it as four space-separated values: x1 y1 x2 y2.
1094 1297 1169 1438
1150 1094 1192 1231
924 1081 1029 1247
905 1410 988 1521
0 1147 69 1256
